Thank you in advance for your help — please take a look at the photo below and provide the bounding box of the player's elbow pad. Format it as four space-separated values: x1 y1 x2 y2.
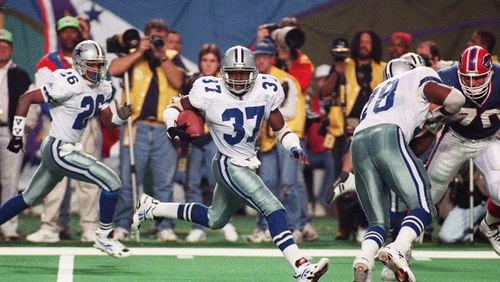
275 124 300 151
442 88 465 114
163 106 180 129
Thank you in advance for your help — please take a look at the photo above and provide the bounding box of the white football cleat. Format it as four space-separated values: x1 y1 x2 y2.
378 244 415 282
327 171 356 204
353 255 374 282
94 230 130 258
294 257 330 282
381 247 412 281
131 194 158 232
479 219 500 255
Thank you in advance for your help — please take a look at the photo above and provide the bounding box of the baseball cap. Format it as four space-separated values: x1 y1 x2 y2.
391 32 412 47
315 64 331 79
0 29 13 44
56 16 80 32
253 38 276 55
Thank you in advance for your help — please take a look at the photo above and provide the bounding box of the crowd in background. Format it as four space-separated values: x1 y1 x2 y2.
0 14 497 248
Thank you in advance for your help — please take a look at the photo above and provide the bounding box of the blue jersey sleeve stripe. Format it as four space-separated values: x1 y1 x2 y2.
418 76 442 87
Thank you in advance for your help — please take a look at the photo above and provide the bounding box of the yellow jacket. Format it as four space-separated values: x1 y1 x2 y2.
260 66 305 152
328 58 386 137
122 50 179 145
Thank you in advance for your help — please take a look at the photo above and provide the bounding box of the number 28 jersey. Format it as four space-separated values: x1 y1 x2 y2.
41 69 113 143
188 75 284 160
355 67 442 142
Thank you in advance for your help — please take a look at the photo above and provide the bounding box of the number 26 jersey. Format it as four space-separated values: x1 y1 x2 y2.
41 69 113 143
188 75 284 160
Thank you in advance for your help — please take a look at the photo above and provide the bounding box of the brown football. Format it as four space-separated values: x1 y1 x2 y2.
177 110 204 137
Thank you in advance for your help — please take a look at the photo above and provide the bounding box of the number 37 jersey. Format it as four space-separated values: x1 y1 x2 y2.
355 67 443 142
188 75 284 160
41 69 113 143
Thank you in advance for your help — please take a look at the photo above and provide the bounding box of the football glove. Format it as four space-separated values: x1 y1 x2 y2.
290 146 309 164
167 124 193 142
7 136 23 153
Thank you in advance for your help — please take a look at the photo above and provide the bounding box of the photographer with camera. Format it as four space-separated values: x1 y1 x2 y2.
108 19 182 242
323 31 386 242
273 18 313 92
272 17 316 242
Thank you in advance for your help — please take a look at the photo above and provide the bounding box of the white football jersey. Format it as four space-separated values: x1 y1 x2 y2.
188 74 284 159
355 67 442 142
41 69 112 142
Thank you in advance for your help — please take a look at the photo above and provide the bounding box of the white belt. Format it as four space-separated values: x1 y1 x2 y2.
52 137 82 157
229 156 261 170
448 128 494 144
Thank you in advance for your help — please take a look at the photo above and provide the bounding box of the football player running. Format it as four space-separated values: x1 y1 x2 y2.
133 46 329 281
427 45 500 255
351 59 465 282
0 40 131 258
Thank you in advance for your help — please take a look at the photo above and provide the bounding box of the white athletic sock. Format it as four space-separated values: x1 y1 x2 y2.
360 239 379 259
394 226 417 254
153 203 181 219
485 212 500 226
282 244 303 271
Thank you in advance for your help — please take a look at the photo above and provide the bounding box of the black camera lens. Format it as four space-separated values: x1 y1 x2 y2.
150 36 164 49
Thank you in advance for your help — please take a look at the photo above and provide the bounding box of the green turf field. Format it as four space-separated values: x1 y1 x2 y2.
0 214 497 281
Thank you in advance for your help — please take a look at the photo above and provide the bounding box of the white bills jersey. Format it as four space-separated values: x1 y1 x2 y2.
355 67 443 142
41 69 112 143
188 75 284 159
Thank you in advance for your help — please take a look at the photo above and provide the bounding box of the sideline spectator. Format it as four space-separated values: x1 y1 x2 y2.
109 18 183 242
321 30 386 241
0 28 32 242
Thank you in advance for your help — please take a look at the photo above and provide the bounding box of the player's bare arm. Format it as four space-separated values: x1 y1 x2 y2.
6 88 45 153
424 82 465 122
15 88 45 117
99 102 132 129
268 108 309 165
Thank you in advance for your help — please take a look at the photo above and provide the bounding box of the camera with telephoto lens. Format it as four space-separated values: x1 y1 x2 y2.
106 28 140 55
149 35 164 50
330 38 350 62
271 26 306 50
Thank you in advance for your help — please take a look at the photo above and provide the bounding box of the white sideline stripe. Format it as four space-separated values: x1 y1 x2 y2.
57 255 74 282
0 247 498 259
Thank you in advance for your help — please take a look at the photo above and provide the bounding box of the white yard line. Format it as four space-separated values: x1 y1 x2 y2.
0 247 497 259
57 255 74 282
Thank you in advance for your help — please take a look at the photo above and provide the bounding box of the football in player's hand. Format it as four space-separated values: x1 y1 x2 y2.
177 110 204 137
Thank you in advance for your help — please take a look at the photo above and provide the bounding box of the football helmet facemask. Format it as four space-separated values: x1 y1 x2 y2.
383 58 416 80
458 45 493 100
220 45 258 95
73 40 108 86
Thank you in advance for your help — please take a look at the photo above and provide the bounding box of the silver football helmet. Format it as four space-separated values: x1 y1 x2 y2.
383 58 416 80
73 40 107 86
400 52 425 67
220 45 258 95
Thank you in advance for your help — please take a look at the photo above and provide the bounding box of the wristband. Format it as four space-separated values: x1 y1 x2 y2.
111 112 127 126
12 116 26 137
